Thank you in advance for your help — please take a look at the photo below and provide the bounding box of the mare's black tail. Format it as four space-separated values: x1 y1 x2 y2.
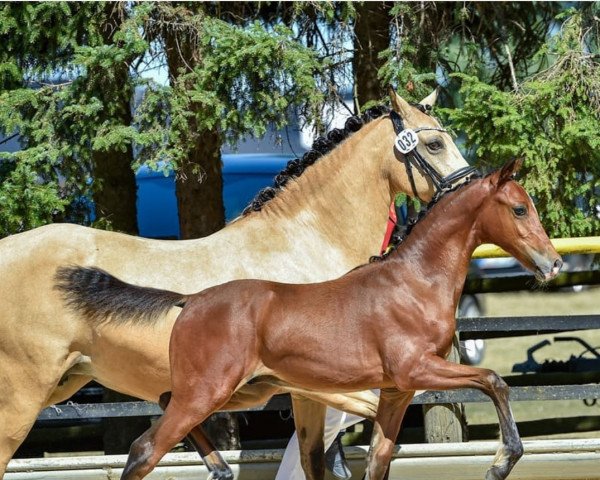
54 266 186 326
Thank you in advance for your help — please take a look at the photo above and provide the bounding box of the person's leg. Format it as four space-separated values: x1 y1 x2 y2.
276 407 365 480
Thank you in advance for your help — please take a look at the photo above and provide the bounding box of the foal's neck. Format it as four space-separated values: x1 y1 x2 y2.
255 117 397 265
391 181 486 305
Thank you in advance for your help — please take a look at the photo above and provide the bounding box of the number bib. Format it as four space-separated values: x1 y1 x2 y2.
395 129 419 154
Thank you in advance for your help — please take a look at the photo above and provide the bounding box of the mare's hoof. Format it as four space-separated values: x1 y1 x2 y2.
325 432 352 479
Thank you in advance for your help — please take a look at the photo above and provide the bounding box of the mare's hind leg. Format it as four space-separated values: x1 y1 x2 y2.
0 384 45 476
291 394 327 480
158 392 234 480
400 355 523 480
364 389 414 480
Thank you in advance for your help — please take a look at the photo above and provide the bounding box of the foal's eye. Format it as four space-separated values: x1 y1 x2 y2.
426 140 443 152
513 206 527 217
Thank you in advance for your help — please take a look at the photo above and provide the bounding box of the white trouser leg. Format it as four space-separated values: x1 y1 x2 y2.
275 407 365 480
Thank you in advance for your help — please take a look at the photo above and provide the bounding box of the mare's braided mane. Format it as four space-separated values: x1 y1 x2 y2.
241 105 391 216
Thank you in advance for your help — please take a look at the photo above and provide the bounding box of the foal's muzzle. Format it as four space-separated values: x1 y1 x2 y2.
534 257 563 282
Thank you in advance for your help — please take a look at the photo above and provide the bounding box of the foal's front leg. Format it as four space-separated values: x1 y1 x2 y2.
364 388 414 480
401 355 523 480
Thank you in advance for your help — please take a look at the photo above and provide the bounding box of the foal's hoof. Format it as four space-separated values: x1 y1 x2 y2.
325 432 352 479
207 468 234 480
485 465 511 480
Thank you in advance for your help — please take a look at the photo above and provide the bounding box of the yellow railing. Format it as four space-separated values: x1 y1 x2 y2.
473 236 600 259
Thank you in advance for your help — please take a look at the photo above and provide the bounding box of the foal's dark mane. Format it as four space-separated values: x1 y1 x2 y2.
241 105 391 216
370 172 483 263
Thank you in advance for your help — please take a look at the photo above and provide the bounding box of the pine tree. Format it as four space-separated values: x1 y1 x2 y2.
446 12 600 237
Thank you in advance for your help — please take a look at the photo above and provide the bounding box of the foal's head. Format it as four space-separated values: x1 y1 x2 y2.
477 159 562 281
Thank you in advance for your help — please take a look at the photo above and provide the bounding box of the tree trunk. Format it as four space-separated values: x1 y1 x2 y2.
174 126 225 239
91 2 138 235
162 6 226 240
92 147 138 234
352 2 392 112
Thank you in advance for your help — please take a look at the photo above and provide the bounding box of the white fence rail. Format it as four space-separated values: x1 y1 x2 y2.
7 439 600 480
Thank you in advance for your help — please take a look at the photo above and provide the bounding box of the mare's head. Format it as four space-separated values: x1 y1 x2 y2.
477 159 562 281
384 88 473 202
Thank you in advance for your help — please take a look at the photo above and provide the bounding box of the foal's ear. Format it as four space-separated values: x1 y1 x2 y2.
389 85 413 119
493 158 524 188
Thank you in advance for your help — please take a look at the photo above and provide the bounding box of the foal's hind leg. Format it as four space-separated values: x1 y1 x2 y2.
158 392 233 480
399 355 523 480
122 394 227 480
364 389 414 480
156 380 283 480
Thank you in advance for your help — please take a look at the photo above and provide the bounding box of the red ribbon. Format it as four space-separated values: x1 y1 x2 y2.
379 201 397 255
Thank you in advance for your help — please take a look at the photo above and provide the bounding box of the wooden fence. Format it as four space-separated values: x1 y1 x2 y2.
423 236 600 443
7 440 600 479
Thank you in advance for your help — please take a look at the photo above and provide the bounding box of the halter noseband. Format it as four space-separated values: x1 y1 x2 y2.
389 109 479 201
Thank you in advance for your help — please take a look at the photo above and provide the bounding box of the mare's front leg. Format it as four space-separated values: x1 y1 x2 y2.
290 394 327 480
364 389 414 480
400 355 523 480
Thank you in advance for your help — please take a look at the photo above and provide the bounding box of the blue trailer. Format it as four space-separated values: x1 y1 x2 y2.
135 153 293 238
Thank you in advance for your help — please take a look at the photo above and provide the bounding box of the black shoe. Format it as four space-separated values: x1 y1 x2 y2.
325 431 352 479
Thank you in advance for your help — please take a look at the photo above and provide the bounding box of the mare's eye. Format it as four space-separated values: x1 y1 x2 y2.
513 206 527 217
426 140 443 152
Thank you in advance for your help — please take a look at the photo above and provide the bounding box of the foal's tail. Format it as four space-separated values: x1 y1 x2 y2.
54 266 187 326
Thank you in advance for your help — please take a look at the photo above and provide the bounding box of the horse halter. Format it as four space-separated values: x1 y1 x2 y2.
389 109 479 201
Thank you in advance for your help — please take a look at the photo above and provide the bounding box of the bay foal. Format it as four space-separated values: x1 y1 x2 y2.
63 159 562 480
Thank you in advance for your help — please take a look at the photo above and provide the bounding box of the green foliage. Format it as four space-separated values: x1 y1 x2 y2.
379 2 561 106
0 3 143 234
446 14 600 237
133 8 328 171
377 3 437 103
0 2 332 235
0 155 66 234
194 19 325 138
0 2 596 241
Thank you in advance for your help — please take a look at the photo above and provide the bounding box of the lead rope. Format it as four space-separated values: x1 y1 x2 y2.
379 201 398 255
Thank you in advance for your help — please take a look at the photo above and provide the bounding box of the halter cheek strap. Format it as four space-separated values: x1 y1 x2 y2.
389 109 479 201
